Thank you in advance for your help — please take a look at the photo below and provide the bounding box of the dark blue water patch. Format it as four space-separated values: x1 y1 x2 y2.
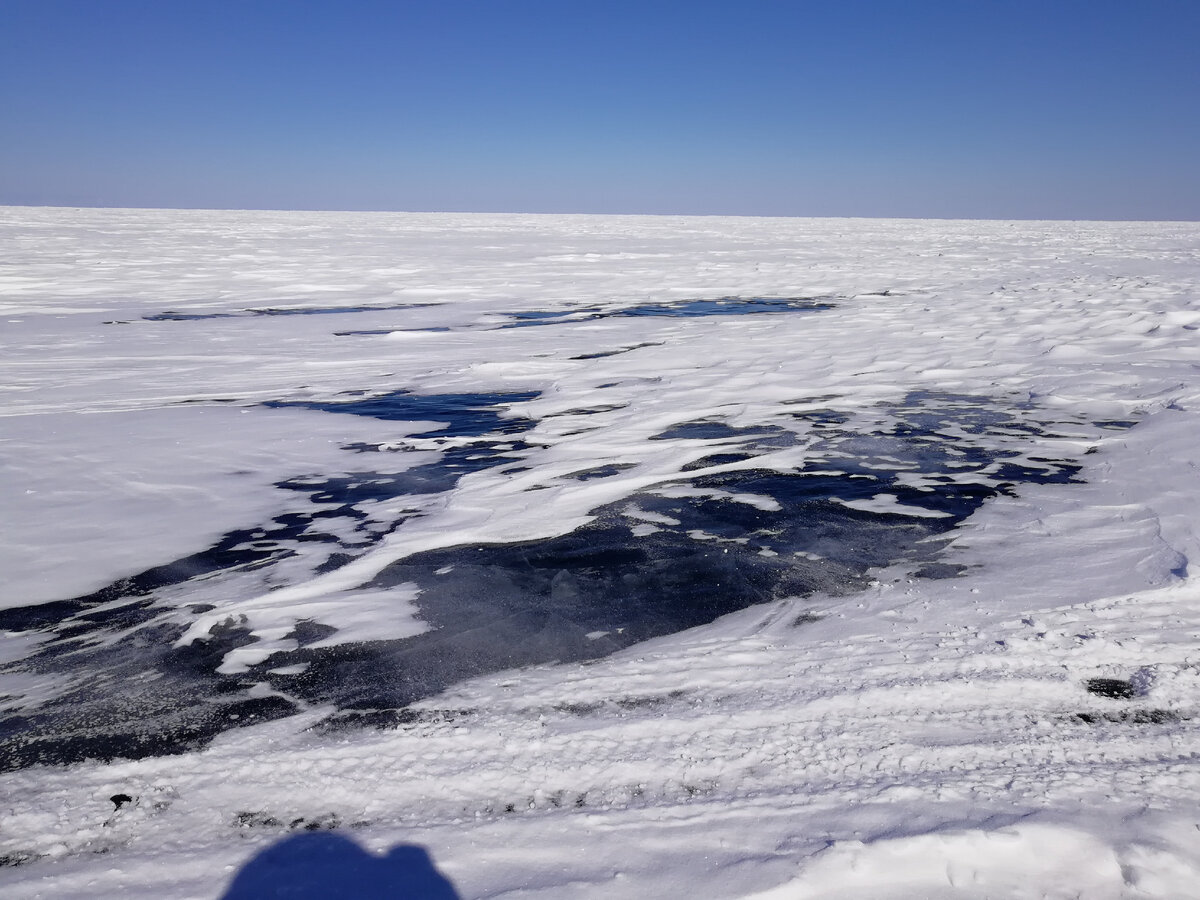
651 422 800 458
0 616 299 772
2 395 545 641
1084 677 1137 700
0 426 543 644
0 508 377 640
142 303 439 322
0 390 1090 767
257 434 1082 721
689 467 1001 525
255 305 435 317
264 390 541 438
782 394 841 405
543 404 626 417
787 409 851 428
501 310 585 326
652 421 778 441
570 342 663 360
278 471 449 509
680 452 757 471
1094 419 1137 430
911 562 971 579
140 297 831 329
991 461 1082 486
563 463 637 481
779 396 849 428
342 437 541 456
497 297 834 329
333 327 452 336
141 311 241 321
251 476 973 715
279 442 535 503
3 447 541 642
888 393 1015 438
616 297 835 318
221 392 1088 720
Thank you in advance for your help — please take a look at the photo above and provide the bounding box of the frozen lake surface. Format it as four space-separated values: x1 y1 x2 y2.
1 208 1199 898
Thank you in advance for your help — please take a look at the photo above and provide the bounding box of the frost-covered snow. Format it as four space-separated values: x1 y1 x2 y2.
1 207 1199 898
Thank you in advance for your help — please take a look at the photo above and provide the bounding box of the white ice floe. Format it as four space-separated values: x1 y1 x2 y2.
1 207 1199 899
830 493 955 517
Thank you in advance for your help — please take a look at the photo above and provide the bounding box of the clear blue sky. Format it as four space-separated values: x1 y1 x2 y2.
2 0 1198 219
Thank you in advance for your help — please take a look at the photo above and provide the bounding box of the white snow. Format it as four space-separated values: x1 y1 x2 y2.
1 207 1199 898
830 494 955 517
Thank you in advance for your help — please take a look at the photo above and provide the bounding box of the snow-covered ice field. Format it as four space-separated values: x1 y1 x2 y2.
1 206 1199 898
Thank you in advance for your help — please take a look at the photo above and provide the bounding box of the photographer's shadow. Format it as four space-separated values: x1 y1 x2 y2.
221 832 460 899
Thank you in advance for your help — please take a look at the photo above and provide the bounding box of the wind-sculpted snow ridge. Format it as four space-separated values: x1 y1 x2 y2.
1 208 1199 898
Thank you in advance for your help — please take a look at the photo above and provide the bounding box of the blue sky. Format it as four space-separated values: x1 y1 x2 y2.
2 0 1198 219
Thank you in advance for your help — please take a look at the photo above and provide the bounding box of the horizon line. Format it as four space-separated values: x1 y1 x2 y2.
3 202 1198 225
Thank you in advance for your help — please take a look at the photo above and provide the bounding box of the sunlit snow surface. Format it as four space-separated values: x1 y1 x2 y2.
2 208 1200 898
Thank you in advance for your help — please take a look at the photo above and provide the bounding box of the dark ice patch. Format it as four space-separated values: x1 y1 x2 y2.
0 851 39 868
1 391 543 639
681 453 757 471
787 408 851 428
264 390 540 438
314 706 471 734
256 476 968 716
0 510 332 637
277 441 536 504
0 694 299 772
0 617 299 772
501 310 581 326
251 396 1084 720
911 562 970 579
0 390 1092 765
613 297 835 318
253 305 433 317
139 312 240 321
288 620 339 646
652 422 801 464
2 435 542 640
570 342 663 360
543 404 626 417
563 463 637 481
1069 709 1181 725
1084 677 1136 700
0 387 548 766
498 297 834 329
334 327 452 336
143 303 437 321
652 421 780 441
